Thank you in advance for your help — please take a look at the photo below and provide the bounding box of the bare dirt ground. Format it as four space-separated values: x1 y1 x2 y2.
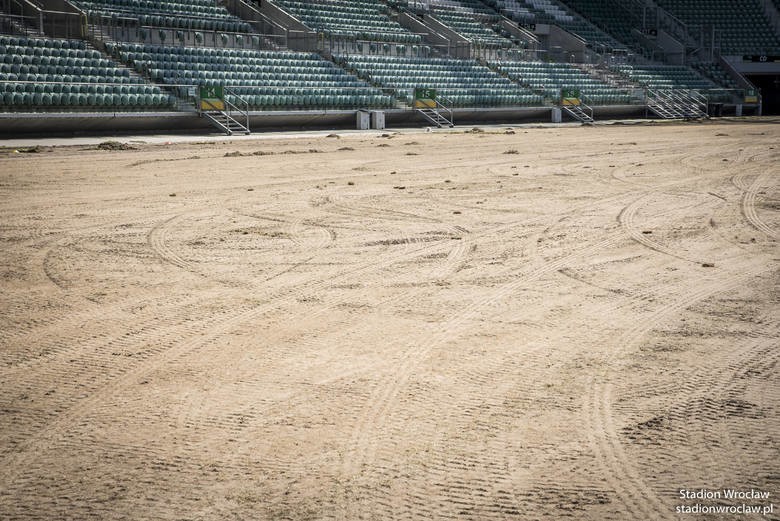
0 120 778 520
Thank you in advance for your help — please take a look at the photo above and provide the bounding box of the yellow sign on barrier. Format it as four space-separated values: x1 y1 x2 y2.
561 88 581 106
200 85 225 111
413 88 437 109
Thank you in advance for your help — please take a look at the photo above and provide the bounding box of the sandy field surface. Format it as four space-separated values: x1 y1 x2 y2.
0 121 778 520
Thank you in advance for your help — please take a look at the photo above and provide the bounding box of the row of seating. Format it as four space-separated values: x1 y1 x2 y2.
110 42 394 109
432 9 514 48
488 0 623 50
0 35 86 49
556 0 643 51
610 64 734 102
72 0 252 33
0 36 173 110
611 64 717 90
225 92 393 110
273 0 421 44
1 90 175 109
691 62 739 90
337 54 544 107
654 0 780 55
491 60 630 104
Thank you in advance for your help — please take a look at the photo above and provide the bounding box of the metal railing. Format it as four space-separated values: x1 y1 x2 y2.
434 94 453 123
86 13 281 50
224 86 250 130
0 0 85 38
1 78 759 115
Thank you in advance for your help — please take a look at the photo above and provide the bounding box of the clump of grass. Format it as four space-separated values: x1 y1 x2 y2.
97 141 136 151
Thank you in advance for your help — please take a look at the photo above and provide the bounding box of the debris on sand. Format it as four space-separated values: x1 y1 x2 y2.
281 149 322 154
504 149 519 154
393 186 406 190
339 147 355 151
97 141 136 151
326 133 341 139
169 193 176 197
453 210 462 214
347 181 355 186
469 127 484 133
702 262 715 268
642 230 653 234
224 151 245 157
18 145 43 153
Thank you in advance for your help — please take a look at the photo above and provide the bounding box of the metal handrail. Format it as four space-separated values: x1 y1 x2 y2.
434 94 453 124
578 93 594 119
224 86 249 131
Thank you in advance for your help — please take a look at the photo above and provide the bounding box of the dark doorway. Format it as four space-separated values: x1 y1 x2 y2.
746 74 780 114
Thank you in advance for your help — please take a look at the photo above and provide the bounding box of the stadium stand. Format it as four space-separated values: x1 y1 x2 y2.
71 0 253 33
609 63 733 102
552 0 644 51
424 0 514 48
271 0 422 43
491 60 631 104
691 61 740 90
0 35 175 110
337 54 543 106
653 0 780 55
488 0 625 51
0 0 771 130
611 64 719 90
109 43 395 110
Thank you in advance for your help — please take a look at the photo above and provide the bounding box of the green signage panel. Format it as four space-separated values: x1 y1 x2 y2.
414 87 437 108
199 85 225 111
561 87 581 106
200 85 224 99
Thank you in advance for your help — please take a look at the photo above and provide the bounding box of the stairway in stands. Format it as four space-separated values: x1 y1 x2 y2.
417 106 454 127
202 110 251 135
646 89 708 119
563 103 594 123
201 88 251 135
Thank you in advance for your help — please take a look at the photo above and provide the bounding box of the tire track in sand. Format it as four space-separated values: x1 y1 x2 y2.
582 264 772 520
0 194 577 494
340 230 626 519
735 173 777 240
618 192 721 265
